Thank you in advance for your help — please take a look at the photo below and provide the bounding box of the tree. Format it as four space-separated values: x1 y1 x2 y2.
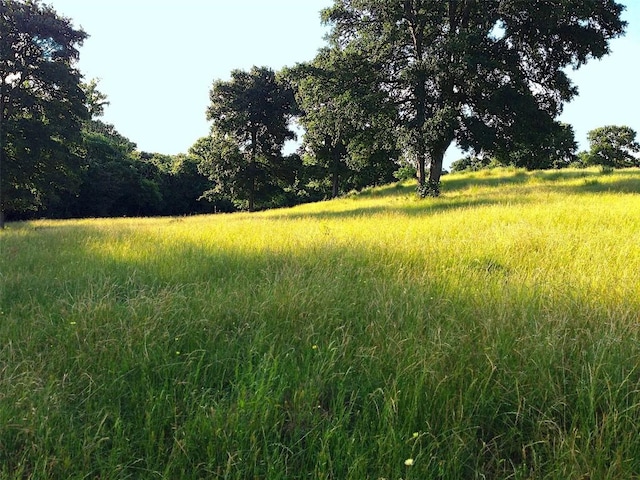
0 0 88 226
450 155 493 173
584 125 640 168
190 133 249 209
145 152 219 215
73 120 156 218
287 51 355 199
322 0 626 196
288 47 399 198
494 121 578 170
204 66 297 211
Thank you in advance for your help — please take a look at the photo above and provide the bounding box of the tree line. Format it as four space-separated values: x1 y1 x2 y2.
1 0 636 226
450 124 640 173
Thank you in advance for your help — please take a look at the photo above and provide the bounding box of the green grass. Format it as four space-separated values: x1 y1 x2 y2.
2 167 640 478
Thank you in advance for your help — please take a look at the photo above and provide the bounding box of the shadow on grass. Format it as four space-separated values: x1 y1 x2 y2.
445 168 640 192
442 168 530 191
275 196 525 221
347 181 416 198
280 168 640 221
569 177 640 194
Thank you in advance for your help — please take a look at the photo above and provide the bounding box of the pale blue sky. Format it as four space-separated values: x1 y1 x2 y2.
49 0 639 166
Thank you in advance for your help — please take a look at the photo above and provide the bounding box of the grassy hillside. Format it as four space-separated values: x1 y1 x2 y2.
2 167 640 479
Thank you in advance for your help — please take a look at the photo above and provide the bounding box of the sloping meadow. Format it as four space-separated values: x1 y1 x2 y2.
2 168 640 478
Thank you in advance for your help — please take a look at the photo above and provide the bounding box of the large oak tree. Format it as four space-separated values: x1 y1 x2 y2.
322 0 626 195
0 0 88 226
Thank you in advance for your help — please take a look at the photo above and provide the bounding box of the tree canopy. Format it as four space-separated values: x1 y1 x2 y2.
321 0 627 195
82 78 110 119
494 121 578 170
200 66 297 211
584 125 640 168
287 47 400 197
0 0 89 227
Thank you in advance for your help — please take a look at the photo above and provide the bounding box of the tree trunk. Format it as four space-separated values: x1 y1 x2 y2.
249 130 257 212
428 142 451 187
332 148 340 198
428 150 444 186
248 178 255 212
416 144 426 186
407 5 427 188
414 93 427 187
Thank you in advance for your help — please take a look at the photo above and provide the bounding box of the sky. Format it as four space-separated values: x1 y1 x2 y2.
47 0 640 166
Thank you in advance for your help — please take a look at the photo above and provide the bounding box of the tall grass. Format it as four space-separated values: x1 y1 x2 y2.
2 167 640 478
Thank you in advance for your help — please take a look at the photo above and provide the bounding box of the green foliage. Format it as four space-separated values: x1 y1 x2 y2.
287 48 399 198
0 3 214 222
584 125 640 168
416 178 441 198
450 155 495 173
202 66 297 211
81 78 110 118
191 133 248 209
321 0 627 190
494 122 578 170
0 0 89 225
73 125 158 217
393 162 417 181
41 122 214 219
143 152 222 215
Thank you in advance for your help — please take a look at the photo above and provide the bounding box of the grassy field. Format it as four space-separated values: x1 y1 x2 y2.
2 167 640 479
